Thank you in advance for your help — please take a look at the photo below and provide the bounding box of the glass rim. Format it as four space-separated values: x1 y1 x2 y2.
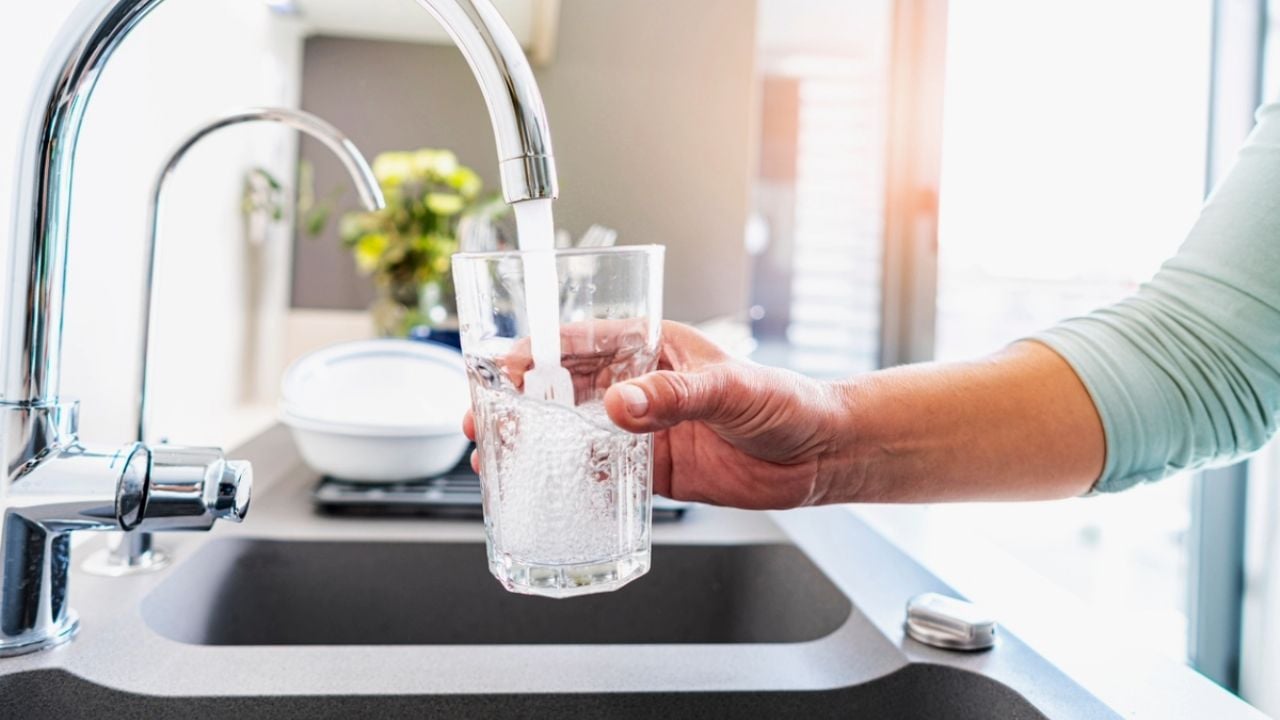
452 244 664 263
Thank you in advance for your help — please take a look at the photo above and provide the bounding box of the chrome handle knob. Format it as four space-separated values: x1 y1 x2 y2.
214 459 252 522
140 446 253 530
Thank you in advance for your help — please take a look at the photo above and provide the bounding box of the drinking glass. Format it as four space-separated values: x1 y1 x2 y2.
452 245 664 597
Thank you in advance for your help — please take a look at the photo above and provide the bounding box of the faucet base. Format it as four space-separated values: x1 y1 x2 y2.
81 545 170 577
0 613 78 658
82 531 171 576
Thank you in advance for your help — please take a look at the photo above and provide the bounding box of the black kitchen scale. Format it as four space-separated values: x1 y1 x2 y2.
312 450 691 521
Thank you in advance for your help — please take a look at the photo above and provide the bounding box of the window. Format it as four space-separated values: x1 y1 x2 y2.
1238 2 1280 711
750 0 892 377
753 0 1227 673
930 0 1212 662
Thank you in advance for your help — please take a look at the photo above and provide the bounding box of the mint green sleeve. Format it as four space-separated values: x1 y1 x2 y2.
1030 103 1280 494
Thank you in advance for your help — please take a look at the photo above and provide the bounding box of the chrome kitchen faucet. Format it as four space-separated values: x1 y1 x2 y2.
1 0 557 656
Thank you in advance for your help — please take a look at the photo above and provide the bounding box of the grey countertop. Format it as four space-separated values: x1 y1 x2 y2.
0 425 1265 719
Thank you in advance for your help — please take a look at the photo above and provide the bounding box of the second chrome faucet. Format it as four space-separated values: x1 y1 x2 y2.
83 108 386 576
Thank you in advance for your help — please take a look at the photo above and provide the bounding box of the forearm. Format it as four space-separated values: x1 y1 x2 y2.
824 341 1104 503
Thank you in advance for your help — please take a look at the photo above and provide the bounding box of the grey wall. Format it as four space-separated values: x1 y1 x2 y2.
292 0 758 322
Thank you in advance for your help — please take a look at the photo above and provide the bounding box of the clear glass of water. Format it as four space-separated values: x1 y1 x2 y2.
452 245 664 597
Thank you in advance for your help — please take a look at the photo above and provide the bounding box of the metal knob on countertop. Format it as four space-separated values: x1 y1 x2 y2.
905 592 998 651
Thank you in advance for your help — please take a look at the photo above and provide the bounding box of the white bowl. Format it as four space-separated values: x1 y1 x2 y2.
280 339 471 482
282 412 471 482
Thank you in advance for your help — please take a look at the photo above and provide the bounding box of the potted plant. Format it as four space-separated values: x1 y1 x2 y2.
336 148 503 337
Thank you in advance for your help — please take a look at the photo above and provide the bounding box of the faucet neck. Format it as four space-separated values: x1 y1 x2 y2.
4 0 165 406
415 0 558 203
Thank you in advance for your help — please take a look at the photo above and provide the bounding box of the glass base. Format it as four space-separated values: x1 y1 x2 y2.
489 549 651 598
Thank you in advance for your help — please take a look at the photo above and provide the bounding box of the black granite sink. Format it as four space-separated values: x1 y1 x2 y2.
142 539 853 645
2 664 1051 719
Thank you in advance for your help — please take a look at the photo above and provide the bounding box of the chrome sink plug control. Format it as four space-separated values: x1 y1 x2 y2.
3 0 554 656
905 592 998 651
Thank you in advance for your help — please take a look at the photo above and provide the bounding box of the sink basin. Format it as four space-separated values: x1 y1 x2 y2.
3 664 1050 719
142 539 853 645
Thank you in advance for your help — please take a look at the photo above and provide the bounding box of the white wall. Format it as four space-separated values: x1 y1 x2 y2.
1 3 303 448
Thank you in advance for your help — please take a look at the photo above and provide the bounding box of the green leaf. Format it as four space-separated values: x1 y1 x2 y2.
260 168 283 191
304 205 330 237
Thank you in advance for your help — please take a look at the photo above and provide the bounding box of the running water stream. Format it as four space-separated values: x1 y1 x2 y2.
513 199 573 405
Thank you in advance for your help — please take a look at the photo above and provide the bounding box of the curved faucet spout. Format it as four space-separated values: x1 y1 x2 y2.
5 0 166 405
414 0 559 204
136 106 385 445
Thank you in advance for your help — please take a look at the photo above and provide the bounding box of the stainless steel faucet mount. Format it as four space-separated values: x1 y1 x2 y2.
2 0 557 656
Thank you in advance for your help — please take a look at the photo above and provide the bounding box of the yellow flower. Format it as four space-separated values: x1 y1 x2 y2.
447 167 483 199
373 152 413 187
412 149 457 179
425 192 465 216
353 233 389 273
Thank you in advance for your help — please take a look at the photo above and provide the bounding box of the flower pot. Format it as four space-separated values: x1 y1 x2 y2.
371 277 457 338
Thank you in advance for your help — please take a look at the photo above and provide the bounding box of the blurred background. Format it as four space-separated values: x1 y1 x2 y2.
2 0 1279 713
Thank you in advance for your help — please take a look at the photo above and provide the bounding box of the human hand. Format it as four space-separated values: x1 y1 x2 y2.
463 321 849 510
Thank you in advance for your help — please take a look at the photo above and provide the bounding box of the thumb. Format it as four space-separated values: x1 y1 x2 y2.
605 367 745 433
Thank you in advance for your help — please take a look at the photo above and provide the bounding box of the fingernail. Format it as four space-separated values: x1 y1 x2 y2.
618 383 649 417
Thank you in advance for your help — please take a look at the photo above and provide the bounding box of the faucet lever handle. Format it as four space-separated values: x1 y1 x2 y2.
139 446 252 531
215 460 253 522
